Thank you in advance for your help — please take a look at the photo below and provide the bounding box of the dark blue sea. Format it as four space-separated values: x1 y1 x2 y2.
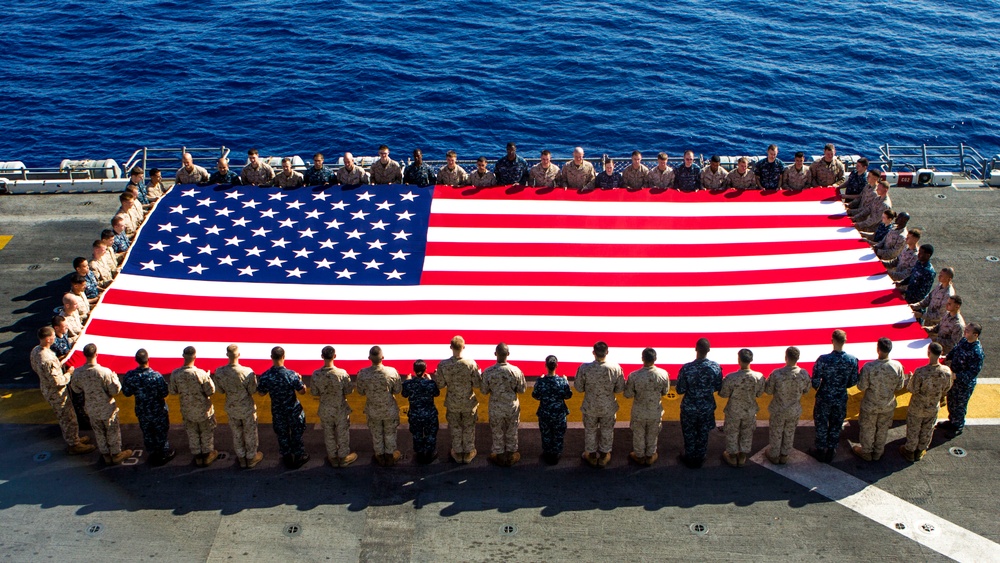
3 0 999 167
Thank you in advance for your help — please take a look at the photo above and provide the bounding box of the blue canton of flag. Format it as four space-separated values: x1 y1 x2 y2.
122 185 434 285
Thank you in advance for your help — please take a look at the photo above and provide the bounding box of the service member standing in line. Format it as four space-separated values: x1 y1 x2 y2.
435 336 483 464
719 349 764 468
212 344 263 469
70 344 132 464
30 327 94 455
810 329 859 463
853 338 905 462
900 343 952 462
676 338 723 469
939 323 985 439
356 346 403 466
764 347 811 465
121 348 174 465
480 343 527 467
574 341 626 467
169 346 218 466
257 346 310 469
532 355 573 465
310 346 357 468
402 359 440 464
623 347 670 466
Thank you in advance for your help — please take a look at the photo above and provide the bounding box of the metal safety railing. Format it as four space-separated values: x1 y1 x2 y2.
877 143 988 179
123 146 231 180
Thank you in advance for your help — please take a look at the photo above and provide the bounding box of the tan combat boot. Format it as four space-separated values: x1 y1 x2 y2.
202 450 219 466
340 452 357 467
247 452 264 468
67 442 96 455
110 449 133 464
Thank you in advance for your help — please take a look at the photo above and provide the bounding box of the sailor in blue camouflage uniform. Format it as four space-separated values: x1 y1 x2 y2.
841 158 870 209
50 316 71 358
126 167 150 205
939 323 985 438
121 348 175 465
208 158 242 185
676 338 723 468
303 153 336 186
810 329 859 462
494 142 530 185
403 148 437 186
754 145 784 190
257 346 310 469
401 359 440 464
532 355 573 464
74 257 100 300
673 151 702 192
903 244 937 304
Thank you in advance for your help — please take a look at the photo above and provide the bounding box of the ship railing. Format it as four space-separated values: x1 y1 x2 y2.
877 143 988 179
123 146 231 180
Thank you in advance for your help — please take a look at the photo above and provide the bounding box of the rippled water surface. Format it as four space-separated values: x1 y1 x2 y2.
3 0 999 166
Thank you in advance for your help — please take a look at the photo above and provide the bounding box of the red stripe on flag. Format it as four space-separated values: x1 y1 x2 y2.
425 239 869 258
101 288 906 318
428 213 852 230
432 185 841 203
420 263 888 286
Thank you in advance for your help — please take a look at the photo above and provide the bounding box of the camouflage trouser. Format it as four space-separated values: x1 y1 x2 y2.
137 407 170 455
44 386 81 447
230 414 259 460
184 416 216 455
859 407 893 458
680 408 715 460
583 414 615 454
272 408 306 457
91 413 122 455
630 418 662 457
408 415 439 456
723 413 755 454
946 378 977 430
489 409 519 454
904 412 936 451
768 411 799 457
446 410 477 453
320 411 351 458
813 399 847 450
368 417 399 455
538 415 567 455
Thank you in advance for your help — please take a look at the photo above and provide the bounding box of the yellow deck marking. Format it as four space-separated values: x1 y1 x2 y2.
2 384 998 425
0 235 12 250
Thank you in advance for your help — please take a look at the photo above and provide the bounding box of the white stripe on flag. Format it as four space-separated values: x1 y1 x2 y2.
430 198 846 218
426 226 858 244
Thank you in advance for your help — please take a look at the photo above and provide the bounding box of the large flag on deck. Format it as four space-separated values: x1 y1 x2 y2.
69 183 930 377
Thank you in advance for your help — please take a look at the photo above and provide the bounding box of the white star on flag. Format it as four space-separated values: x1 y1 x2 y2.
305 210 322 219
312 192 329 201
278 218 298 228
218 255 237 266
268 192 286 200
224 191 242 199
351 210 369 220
287 200 304 210
177 234 195 244
385 269 404 280
315 258 334 269
242 199 260 208
215 207 233 217
170 205 188 214
181 189 197 197
357 191 374 201
393 230 411 240
252 227 272 237
331 200 348 210
396 210 414 221
325 219 343 230
197 197 215 207
188 264 207 274
205 225 223 235
140 260 160 270
186 215 205 225
390 250 410 260
368 239 386 250
159 223 177 232
272 238 290 248
169 253 189 263
267 257 287 267
149 241 168 251
224 236 244 246
346 229 363 239
246 246 264 257
298 228 317 238
363 259 383 270
260 209 278 218
376 200 394 210
400 191 417 201
232 217 250 227
294 248 313 258
370 220 389 230
318 239 337 249
237 266 258 276
285 268 305 278
197 244 217 255
335 268 355 279
341 249 360 259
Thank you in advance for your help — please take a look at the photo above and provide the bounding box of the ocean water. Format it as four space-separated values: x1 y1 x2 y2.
2 0 999 167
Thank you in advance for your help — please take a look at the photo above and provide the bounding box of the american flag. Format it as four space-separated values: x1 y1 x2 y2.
69 184 930 377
